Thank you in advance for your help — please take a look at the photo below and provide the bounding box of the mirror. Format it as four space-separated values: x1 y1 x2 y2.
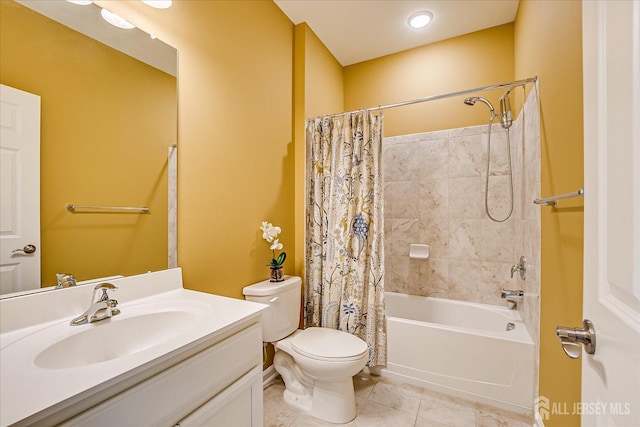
0 1 177 296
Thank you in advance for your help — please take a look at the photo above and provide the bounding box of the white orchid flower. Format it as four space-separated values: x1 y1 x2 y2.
260 221 286 271
270 239 283 251
260 221 281 242
261 222 274 241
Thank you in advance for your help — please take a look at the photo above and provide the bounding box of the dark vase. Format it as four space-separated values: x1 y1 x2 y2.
269 265 284 282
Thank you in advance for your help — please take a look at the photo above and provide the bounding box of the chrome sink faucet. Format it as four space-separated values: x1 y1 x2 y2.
56 273 77 289
501 289 524 310
70 283 120 326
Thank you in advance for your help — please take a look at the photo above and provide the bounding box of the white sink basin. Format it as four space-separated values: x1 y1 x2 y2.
4 300 206 370
35 309 201 369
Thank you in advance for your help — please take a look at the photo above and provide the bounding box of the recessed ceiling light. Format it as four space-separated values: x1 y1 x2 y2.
66 0 93 5
408 11 433 29
100 8 136 29
142 0 172 9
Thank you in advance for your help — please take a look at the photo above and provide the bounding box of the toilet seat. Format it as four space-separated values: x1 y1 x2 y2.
291 327 368 362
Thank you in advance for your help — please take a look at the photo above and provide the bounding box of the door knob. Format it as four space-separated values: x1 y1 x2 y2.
12 244 37 254
556 319 596 359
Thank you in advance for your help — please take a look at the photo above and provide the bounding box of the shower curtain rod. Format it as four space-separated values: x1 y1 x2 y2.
324 76 538 118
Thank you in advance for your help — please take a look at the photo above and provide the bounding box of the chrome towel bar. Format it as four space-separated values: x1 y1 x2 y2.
67 204 149 213
533 188 584 207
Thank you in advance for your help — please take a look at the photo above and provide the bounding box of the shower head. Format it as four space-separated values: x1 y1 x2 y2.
499 89 513 129
463 97 477 106
463 97 495 116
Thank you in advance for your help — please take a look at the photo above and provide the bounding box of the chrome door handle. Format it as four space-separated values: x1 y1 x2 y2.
12 244 37 254
556 319 596 359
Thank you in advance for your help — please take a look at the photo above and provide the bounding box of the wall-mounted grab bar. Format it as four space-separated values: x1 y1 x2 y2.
67 204 149 213
533 188 584 207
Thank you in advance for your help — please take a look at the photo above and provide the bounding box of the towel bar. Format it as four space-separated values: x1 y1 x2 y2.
67 204 149 213
533 188 584 207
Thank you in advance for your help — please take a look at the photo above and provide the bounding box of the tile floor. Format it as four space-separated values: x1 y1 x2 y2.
263 371 534 427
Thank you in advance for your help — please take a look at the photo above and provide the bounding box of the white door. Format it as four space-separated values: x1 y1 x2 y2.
582 1 640 426
0 84 41 294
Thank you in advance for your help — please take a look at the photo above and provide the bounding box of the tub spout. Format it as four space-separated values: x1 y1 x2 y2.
501 289 524 299
501 289 523 310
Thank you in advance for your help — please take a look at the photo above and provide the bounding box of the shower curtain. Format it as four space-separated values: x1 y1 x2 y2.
305 110 386 367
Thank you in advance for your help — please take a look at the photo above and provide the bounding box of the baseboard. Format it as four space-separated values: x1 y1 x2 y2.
263 365 279 389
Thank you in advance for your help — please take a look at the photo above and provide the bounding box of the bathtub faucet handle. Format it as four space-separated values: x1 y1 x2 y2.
510 256 527 280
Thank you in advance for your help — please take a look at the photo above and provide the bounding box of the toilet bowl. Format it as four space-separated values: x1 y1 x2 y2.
275 327 368 423
243 277 369 424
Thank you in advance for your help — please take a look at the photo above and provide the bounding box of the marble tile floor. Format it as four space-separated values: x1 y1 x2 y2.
263 371 534 427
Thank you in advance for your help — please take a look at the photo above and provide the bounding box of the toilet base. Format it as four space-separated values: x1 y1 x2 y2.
310 379 357 424
280 376 357 424
274 350 359 424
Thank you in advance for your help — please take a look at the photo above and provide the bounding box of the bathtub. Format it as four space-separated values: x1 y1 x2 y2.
372 292 535 413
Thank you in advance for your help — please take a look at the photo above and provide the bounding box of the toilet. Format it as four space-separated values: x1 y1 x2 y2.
243 276 368 424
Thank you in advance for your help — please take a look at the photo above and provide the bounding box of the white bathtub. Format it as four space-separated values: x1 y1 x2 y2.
372 292 535 413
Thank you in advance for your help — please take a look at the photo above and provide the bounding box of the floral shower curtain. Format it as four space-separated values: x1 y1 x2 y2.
305 110 386 367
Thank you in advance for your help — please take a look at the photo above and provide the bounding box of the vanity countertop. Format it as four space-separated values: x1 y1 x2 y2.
0 268 267 427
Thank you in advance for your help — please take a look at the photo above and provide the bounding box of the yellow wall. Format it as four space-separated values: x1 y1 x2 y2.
515 1 584 425
0 1 173 286
293 23 344 277
302 25 344 119
344 23 515 136
96 1 295 298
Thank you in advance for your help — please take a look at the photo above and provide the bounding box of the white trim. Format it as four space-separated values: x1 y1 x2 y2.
534 410 545 427
168 144 177 268
263 365 279 389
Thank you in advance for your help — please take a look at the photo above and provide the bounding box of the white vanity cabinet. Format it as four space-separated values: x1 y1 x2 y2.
175 365 262 426
60 322 263 427
0 269 268 427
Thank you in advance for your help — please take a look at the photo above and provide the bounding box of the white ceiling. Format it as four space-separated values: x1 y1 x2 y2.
274 0 520 66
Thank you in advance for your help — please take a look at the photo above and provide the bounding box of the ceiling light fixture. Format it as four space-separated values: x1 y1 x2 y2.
66 0 93 5
101 8 136 29
408 11 433 29
142 0 172 9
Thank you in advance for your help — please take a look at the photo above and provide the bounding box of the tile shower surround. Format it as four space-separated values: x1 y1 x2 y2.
382 89 541 345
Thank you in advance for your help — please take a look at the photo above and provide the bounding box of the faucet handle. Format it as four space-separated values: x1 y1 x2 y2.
92 282 117 303
94 282 117 291
510 256 527 280
510 264 519 278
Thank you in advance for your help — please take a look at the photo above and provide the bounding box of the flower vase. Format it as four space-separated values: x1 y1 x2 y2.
269 265 284 282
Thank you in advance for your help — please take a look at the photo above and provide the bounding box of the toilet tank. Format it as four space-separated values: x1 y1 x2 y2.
242 276 301 342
